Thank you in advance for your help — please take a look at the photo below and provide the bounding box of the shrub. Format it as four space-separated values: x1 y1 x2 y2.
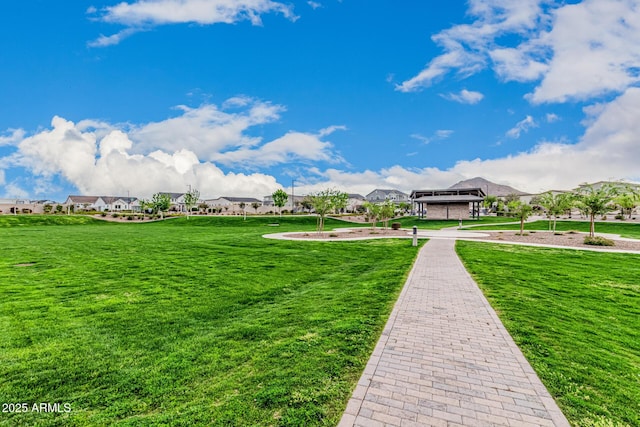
391 222 401 230
100 212 107 217
112 213 119 218
127 215 133 221
615 214 625 220
584 236 615 246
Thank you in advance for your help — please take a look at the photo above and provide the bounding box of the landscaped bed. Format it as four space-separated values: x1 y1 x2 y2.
475 230 640 251
0 215 422 426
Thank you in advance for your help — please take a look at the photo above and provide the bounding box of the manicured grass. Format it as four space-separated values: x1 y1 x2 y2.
0 214 109 227
456 241 640 426
0 215 423 426
465 219 640 239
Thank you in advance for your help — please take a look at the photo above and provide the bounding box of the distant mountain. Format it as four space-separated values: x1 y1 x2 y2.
449 177 528 197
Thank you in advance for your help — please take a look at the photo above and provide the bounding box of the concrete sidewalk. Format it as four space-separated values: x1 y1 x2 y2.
339 238 570 427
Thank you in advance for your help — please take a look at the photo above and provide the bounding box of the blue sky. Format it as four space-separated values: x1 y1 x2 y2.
1 0 640 201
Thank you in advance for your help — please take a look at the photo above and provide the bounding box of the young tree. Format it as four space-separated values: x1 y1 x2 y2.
507 200 533 236
483 195 497 213
138 199 149 217
308 188 348 233
151 193 171 219
537 192 573 232
272 189 288 217
397 202 410 215
380 200 396 229
332 192 349 214
363 201 382 229
300 198 313 213
615 186 639 219
251 201 261 214
183 188 200 219
573 184 618 237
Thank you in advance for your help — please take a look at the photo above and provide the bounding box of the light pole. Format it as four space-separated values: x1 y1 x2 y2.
291 179 295 214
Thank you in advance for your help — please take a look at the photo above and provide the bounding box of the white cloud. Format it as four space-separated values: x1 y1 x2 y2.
9 116 282 198
89 0 297 46
2 182 29 199
396 0 547 92
307 87 640 194
530 0 640 103
435 130 454 139
2 97 348 199
411 129 454 145
441 89 484 104
545 113 559 123
307 1 322 9
130 99 285 159
87 28 142 48
0 129 26 147
399 0 640 104
211 130 342 166
505 115 537 139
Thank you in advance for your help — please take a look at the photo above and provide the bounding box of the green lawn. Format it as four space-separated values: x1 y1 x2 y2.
465 219 640 239
387 215 512 230
456 241 640 427
0 215 423 426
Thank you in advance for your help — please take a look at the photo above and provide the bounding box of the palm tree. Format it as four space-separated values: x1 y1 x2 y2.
573 184 618 237
615 187 639 219
483 195 497 213
507 200 533 236
537 192 573 232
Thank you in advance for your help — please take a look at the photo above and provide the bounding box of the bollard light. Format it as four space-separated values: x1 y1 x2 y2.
412 225 418 247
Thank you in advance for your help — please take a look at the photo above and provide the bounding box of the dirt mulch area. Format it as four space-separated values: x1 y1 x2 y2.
287 228 640 251
472 231 640 251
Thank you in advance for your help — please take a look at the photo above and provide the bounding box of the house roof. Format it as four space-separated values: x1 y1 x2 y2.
414 195 484 203
366 189 408 196
410 188 486 199
101 196 138 204
348 194 365 200
219 196 261 203
158 192 185 199
66 195 101 204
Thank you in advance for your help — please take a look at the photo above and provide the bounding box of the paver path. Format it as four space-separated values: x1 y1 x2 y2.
339 238 570 427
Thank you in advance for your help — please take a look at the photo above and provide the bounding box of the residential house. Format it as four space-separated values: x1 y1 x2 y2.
65 195 102 212
262 194 306 212
365 189 410 203
346 194 366 212
205 196 261 214
158 192 187 212
100 196 138 212
0 198 36 214
64 195 139 212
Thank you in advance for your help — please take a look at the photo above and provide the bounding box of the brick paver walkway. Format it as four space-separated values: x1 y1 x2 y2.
338 238 570 427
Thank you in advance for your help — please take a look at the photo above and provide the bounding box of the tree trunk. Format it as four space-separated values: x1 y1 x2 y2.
590 214 595 237
520 218 525 236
